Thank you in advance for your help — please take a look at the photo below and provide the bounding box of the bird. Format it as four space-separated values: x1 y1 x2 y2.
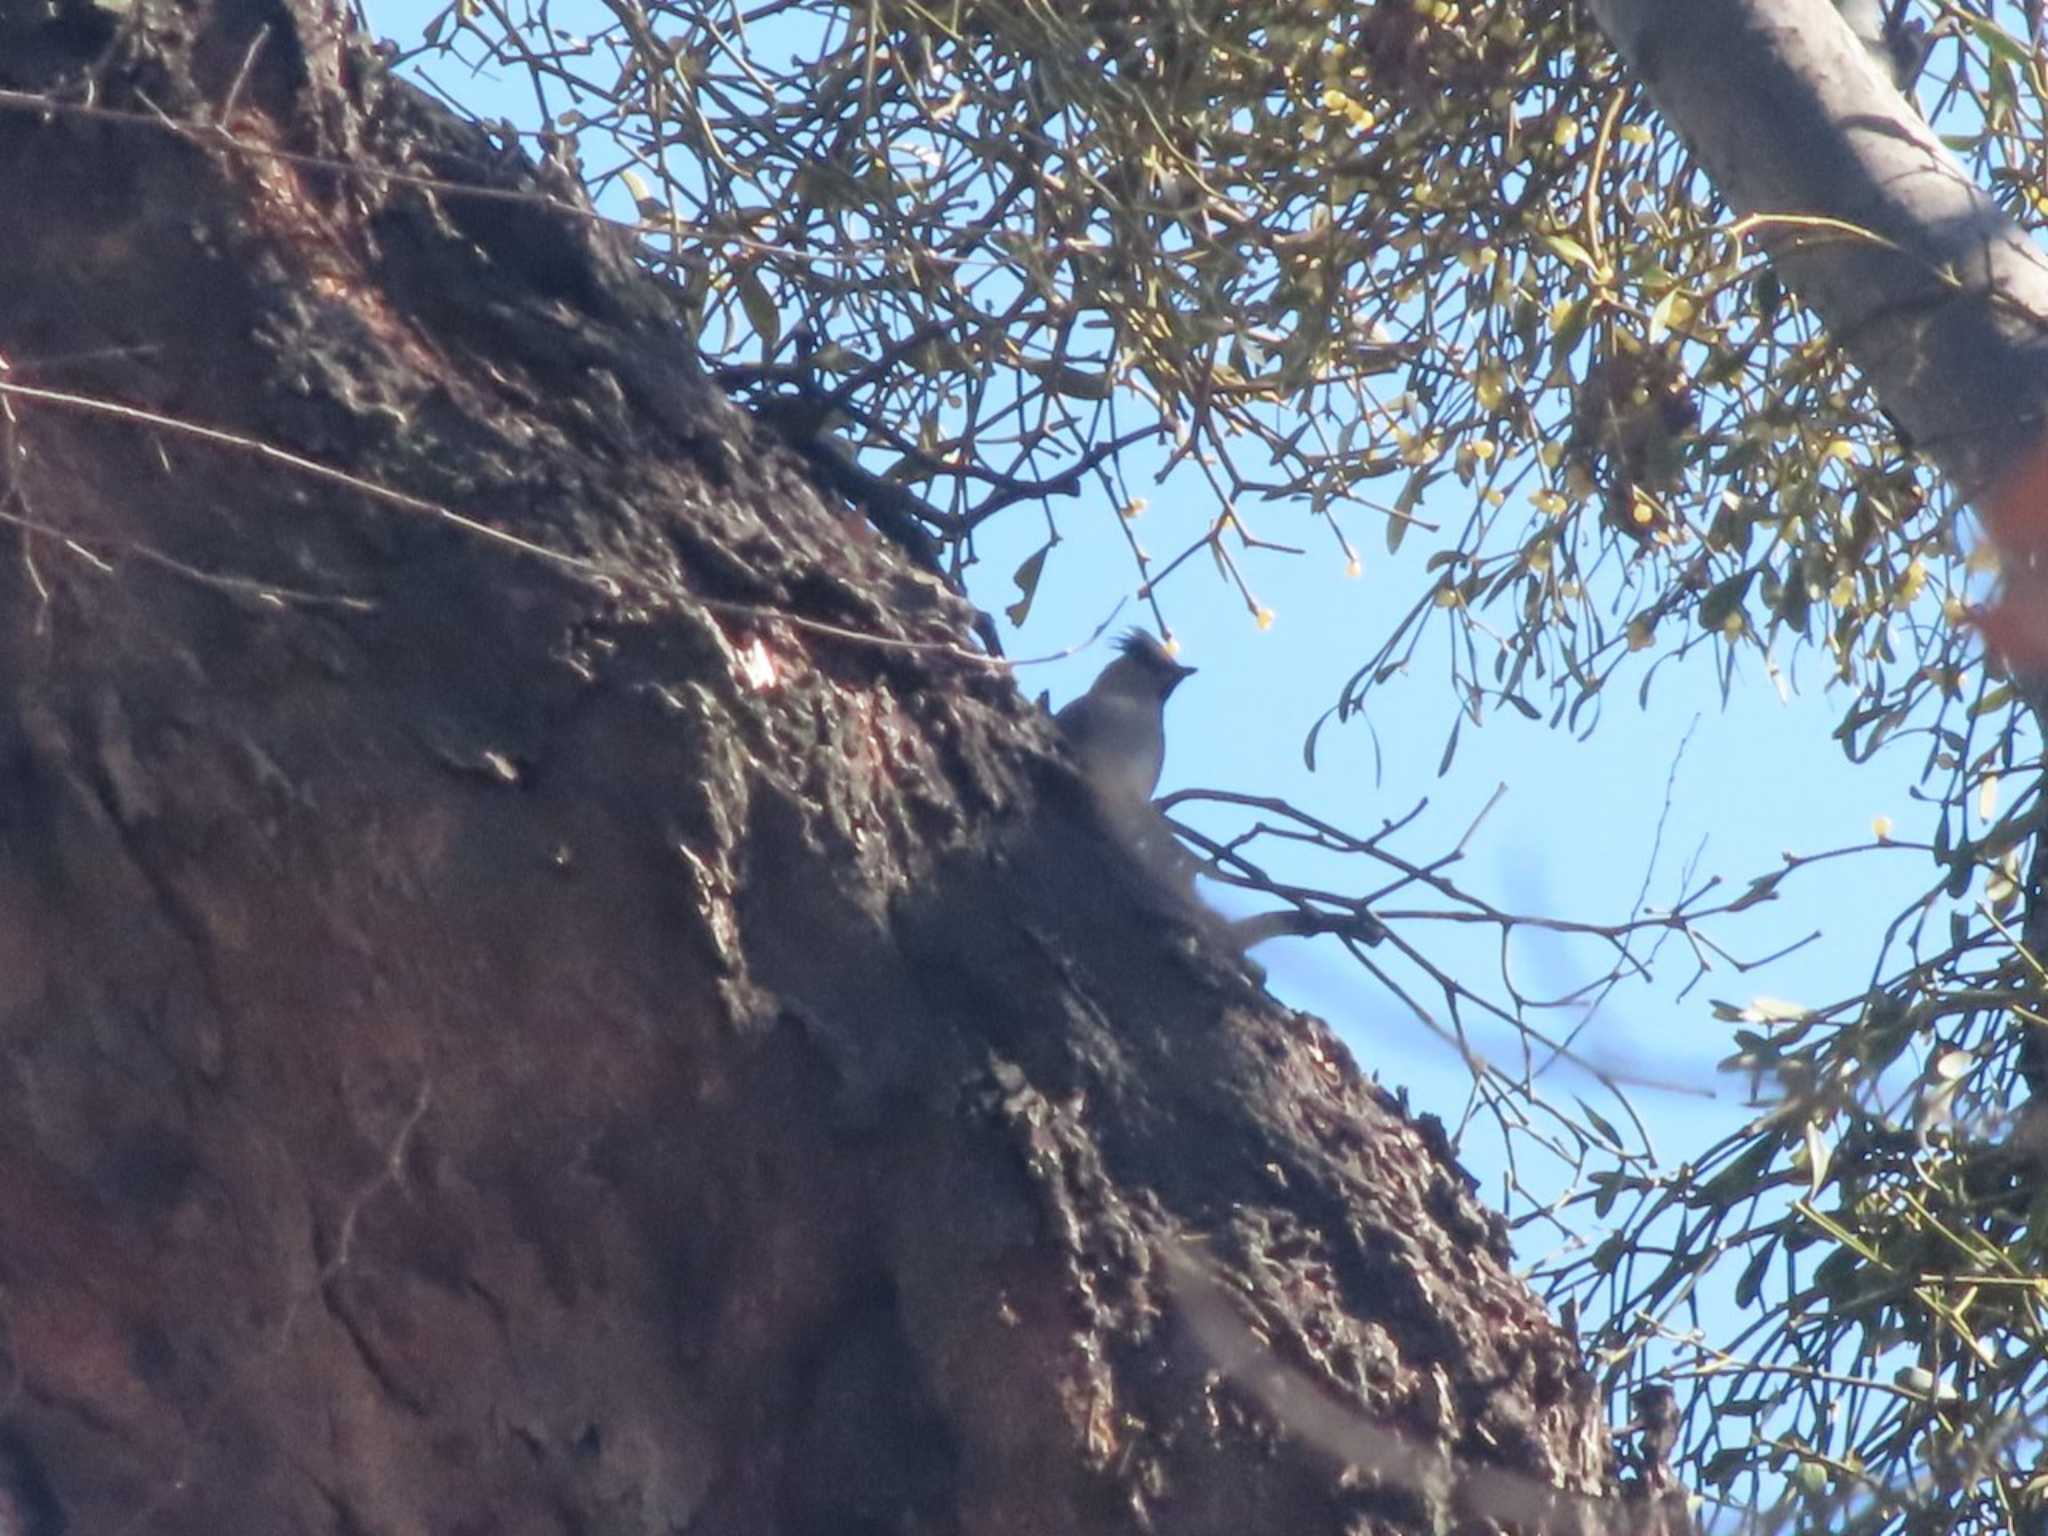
1055 631 1387 965
1054 629 1196 807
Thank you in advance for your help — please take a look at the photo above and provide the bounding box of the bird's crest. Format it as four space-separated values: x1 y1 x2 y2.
1116 629 1193 675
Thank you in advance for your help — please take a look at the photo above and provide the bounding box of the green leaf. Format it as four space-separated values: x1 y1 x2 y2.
1004 541 1053 627
1727 870 1785 912
807 343 861 374
1302 704 1337 772
1751 269 1782 318
1704 1137 1780 1204
1537 231 1595 270
1969 683 2014 717
1698 569 1755 633
1803 1120 1833 1198
1701 1447 1753 1487
1591 1170 1620 1219
1955 10 2030 69
1813 1242 1864 1300
1578 1098 1623 1151
1647 285 1686 342
1388 468 1429 553
1713 1396 1774 1420
734 266 781 353
1735 1241 1773 1308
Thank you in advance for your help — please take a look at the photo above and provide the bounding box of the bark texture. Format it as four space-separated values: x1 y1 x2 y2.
0 1 1614 1531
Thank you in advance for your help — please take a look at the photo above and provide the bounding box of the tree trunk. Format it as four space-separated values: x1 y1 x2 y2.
0 1 1614 1531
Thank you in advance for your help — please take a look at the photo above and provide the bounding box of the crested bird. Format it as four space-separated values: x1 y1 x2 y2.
1054 630 1196 806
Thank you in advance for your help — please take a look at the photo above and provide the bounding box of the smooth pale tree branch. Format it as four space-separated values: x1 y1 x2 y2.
1586 0 2048 499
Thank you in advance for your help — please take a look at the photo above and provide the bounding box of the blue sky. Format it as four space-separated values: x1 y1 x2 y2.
975 445 1931 1216
349 9 2030 1522
355 0 1943 1209
358 0 1952 1287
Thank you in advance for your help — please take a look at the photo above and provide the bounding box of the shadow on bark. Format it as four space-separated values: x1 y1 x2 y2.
0 1 1639 1529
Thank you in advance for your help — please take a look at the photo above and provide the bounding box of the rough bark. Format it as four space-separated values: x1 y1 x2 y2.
0 0 1614 1531
1587 0 2048 499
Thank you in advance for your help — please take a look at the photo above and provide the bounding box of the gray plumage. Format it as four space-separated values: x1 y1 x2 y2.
1054 630 1196 806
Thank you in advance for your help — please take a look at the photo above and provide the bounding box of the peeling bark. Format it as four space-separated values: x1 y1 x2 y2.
0 1 1615 1530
